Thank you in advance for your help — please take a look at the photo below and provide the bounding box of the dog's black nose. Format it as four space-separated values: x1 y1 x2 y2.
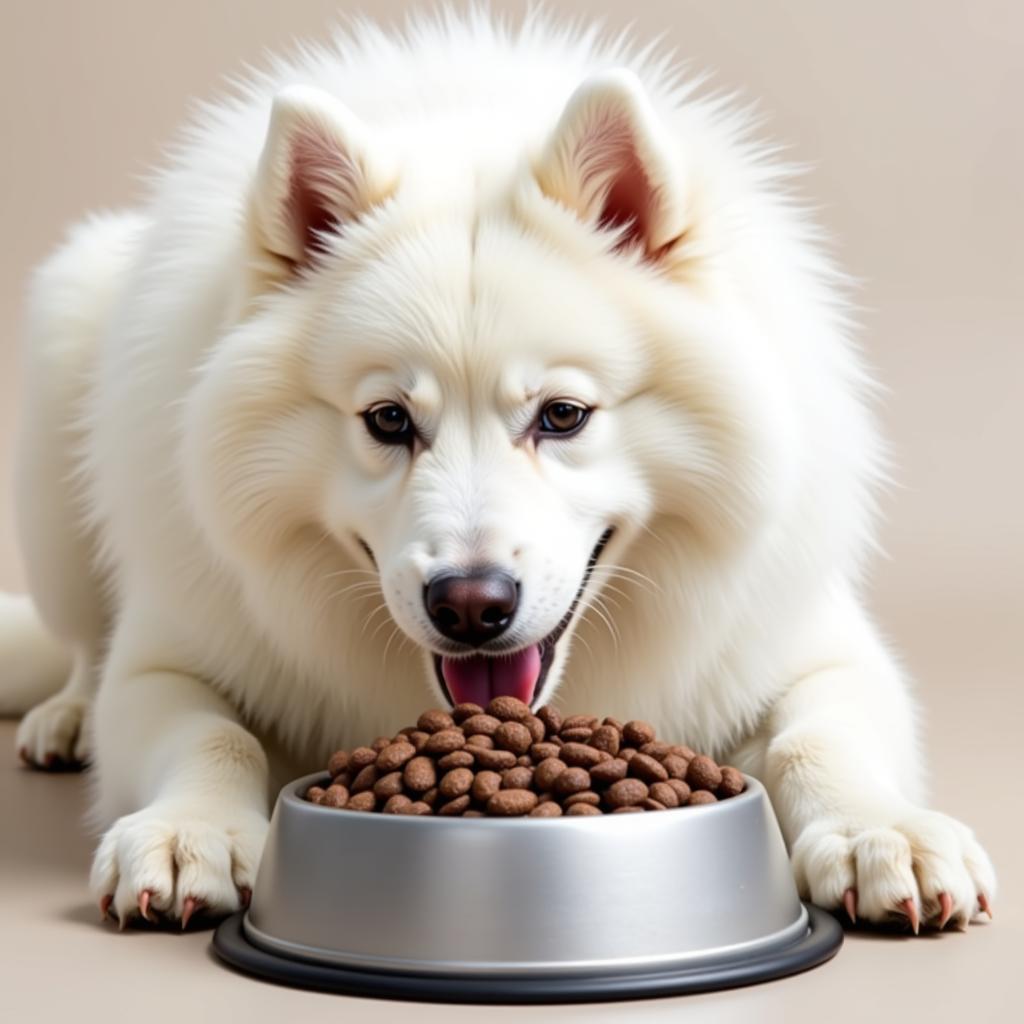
425 571 519 646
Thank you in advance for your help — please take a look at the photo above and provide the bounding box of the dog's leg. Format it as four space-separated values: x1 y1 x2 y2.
89 659 269 927
6 214 144 765
758 603 996 932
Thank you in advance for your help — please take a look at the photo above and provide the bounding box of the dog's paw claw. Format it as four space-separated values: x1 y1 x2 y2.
842 887 857 924
239 886 252 909
138 889 155 923
899 897 920 935
936 891 953 929
978 892 993 919
181 896 204 929
100 894 114 922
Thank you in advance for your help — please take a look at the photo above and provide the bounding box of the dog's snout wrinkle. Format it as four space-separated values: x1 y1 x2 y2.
425 570 518 646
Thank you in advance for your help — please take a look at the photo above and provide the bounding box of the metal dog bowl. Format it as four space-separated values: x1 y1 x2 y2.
213 772 842 1002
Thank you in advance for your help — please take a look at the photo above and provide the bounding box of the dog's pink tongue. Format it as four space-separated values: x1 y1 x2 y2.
441 646 542 707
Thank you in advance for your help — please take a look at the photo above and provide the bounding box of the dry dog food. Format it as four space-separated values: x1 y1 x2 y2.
305 698 746 817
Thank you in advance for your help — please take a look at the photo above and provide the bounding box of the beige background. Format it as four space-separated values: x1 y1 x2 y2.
0 1 1021 1020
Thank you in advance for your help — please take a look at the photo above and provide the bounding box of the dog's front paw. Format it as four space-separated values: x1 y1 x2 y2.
90 801 268 928
16 692 91 768
791 807 995 932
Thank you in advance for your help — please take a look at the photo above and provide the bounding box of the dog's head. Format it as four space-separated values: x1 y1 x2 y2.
184 72 794 710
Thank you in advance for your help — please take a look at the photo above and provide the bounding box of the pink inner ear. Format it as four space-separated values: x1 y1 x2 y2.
598 150 654 252
286 128 353 264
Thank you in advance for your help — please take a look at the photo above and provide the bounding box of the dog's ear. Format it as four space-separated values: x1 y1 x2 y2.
252 85 395 269
534 69 686 260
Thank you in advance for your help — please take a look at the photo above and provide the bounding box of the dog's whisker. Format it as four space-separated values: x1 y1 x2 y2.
320 567 380 583
583 596 620 649
381 623 403 668
368 608 399 645
358 601 392 639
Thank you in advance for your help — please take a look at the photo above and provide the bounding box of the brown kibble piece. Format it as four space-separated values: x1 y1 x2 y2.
350 746 378 769
639 741 671 759
529 801 563 817
397 801 432 815
516 755 532 766
560 727 594 743
347 791 376 811
649 782 679 808
472 748 517 771
536 705 563 736
661 754 689 780
322 787 349 809
486 789 538 816
437 750 475 770
486 696 532 722
438 794 472 816
629 753 669 783
306 785 326 804
613 805 644 814
590 758 629 785
622 720 656 746
502 766 534 789
423 728 466 754
471 771 502 803
461 714 500 737
686 755 723 792
533 757 568 791
408 730 430 751
718 766 745 798
552 766 591 796
327 750 350 777
451 702 484 724
564 791 600 807
463 809 485 817
530 742 561 762
465 733 494 749
688 790 718 805
602 716 624 732
562 714 599 731
641 798 667 811
372 772 404 799
566 802 602 816
383 794 412 814
371 736 392 752
439 767 475 799
417 708 455 733
560 742 604 769
523 715 546 744
421 787 439 807
351 764 378 793
618 747 637 762
589 725 621 756
403 756 437 792
667 779 692 803
670 745 697 761
375 741 416 772
605 778 649 808
494 721 533 755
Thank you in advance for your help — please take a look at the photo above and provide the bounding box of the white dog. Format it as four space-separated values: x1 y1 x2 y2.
0 10 994 932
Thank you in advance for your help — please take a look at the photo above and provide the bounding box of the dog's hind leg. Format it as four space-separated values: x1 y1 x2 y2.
2 212 146 767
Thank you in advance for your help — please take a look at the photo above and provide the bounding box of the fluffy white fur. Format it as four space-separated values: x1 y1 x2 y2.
2 9 994 931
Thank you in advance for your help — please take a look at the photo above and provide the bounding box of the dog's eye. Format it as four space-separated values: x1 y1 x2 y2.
538 400 589 437
363 402 415 447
